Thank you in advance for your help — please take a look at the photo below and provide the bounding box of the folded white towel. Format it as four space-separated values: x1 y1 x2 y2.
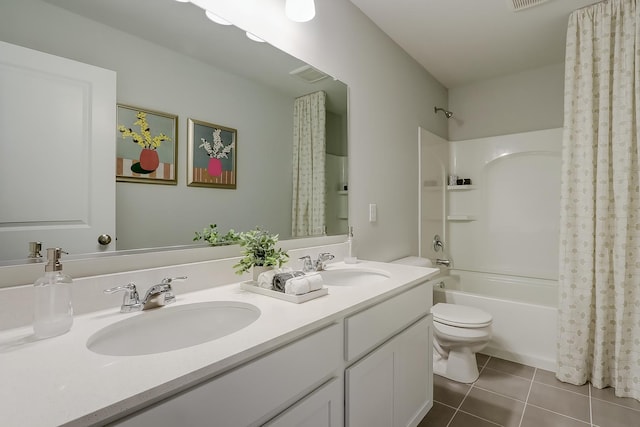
304 272 324 292
285 276 310 295
257 267 292 290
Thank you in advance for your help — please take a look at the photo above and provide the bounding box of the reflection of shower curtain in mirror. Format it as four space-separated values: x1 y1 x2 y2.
292 91 326 237
557 0 640 401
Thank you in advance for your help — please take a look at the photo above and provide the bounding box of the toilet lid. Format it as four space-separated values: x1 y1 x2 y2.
431 303 492 328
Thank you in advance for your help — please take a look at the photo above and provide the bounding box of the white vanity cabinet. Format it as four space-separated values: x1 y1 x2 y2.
109 280 433 427
110 323 343 427
344 283 433 427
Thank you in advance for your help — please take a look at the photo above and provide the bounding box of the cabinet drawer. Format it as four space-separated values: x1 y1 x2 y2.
345 283 429 362
112 323 342 427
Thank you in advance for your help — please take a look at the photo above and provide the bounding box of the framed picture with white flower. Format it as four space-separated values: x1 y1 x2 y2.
187 118 237 189
116 104 178 185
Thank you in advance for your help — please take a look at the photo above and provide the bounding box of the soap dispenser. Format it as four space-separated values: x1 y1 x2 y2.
33 248 73 338
345 226 357 264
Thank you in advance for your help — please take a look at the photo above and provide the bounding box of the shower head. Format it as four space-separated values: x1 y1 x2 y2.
434 106 453 119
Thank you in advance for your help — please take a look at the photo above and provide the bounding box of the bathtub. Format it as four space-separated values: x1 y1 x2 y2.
429 269 558 371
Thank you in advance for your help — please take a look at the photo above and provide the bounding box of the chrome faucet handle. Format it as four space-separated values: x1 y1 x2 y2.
104 283 142 313
299 256 314 273
315 253 335 271
142 276 187 308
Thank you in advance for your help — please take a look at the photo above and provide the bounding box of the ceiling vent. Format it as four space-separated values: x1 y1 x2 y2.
289 64 328 83
506 0 551 12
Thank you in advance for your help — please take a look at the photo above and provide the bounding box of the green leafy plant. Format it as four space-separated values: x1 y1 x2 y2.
193 224 240 246
233 227 289 275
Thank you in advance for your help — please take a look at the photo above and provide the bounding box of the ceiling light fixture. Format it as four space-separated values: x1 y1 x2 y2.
285 0 316 22
174 0 190 3
245 32 265 43
205 10 232 25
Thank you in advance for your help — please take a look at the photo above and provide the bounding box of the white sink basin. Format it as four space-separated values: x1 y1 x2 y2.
87 301 260 356
319 267 390 286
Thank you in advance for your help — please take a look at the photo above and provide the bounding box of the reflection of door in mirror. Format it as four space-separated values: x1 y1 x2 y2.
0 41 116 261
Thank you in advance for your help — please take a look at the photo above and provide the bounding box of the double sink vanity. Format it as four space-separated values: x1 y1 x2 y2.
0 254 438 427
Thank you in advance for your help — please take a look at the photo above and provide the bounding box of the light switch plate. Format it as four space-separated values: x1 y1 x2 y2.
369 203 377 222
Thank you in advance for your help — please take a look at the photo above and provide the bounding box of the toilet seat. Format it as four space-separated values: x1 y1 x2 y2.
431 303 492 328
432 321 491 341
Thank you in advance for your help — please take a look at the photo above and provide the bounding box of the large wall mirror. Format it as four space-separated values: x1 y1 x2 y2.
0 0 348 264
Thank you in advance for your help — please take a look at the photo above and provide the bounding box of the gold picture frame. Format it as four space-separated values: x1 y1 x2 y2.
116 104 178 185
187 118 237 189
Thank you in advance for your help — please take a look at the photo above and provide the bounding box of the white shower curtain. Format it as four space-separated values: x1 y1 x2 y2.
557 0 640 400
291 91 326 237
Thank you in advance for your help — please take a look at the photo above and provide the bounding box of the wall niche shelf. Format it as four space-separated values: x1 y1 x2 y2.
447 215 477 221
447 185 476 191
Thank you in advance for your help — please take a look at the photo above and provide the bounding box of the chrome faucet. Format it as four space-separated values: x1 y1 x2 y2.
104 276 187 312
299 253 335 272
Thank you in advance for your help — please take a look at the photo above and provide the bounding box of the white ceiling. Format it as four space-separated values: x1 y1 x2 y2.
349 0 597 88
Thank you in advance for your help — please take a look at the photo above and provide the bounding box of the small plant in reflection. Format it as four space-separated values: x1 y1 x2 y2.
193 224 240 246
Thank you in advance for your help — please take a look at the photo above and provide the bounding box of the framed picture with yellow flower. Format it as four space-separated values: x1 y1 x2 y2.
187 118 237 189
116 104 178 185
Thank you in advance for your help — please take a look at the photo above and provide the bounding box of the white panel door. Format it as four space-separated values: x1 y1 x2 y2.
0 41 116 260
394 317 432 427
345 341 395 427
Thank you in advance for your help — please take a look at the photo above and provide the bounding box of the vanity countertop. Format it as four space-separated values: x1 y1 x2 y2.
0 260 438 426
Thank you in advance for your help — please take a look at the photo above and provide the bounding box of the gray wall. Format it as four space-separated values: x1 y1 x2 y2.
448 62 565 141
211 0 449 261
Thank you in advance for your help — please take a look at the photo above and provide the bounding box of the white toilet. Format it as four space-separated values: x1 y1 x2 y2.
392 256 493 383
431 302 492 383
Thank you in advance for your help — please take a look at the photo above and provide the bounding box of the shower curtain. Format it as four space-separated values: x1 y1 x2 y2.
291 91 326 237
557 0 640 400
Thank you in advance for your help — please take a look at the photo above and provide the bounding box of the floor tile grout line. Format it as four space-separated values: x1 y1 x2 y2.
444 370 479 427
472 384 528 404
588 383 594 427
517 367 536 427
589 394 640 412
453 408 503 426
530 377 592 398
524 402 592 425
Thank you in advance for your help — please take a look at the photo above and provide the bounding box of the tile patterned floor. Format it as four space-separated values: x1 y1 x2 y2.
418 354 640 427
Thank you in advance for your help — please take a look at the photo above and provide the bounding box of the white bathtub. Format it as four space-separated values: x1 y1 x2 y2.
430 269 558 371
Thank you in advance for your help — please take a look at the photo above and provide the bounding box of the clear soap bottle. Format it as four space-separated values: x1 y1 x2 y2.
33 248 73 338
345 226 357 264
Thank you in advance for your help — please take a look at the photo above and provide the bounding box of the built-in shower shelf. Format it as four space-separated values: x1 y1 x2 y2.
447 215 477 221
447 185 476 191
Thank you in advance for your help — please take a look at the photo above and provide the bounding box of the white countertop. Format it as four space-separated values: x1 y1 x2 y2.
0 260 438 426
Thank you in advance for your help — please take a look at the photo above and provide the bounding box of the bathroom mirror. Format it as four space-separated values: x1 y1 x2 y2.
0 0 348 264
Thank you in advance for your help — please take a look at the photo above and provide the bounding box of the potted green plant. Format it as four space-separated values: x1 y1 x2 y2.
233 227 289 280
193 224 240 246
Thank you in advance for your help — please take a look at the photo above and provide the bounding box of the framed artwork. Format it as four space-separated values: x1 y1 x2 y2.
116 104 178 185
187 118 237 189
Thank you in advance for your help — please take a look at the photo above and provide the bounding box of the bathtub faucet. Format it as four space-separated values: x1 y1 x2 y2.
436 258 451 267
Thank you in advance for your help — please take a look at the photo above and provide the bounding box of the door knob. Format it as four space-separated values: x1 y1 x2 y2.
98 234 112 245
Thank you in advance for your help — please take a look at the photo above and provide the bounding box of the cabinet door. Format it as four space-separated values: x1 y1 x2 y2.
345 340 395 427
346 316 432 427
265 378 343 427
0 41 116 259
394 317 432 427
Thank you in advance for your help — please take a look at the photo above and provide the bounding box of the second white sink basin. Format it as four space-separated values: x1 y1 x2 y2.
319 267 390 286
87 301 260 356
